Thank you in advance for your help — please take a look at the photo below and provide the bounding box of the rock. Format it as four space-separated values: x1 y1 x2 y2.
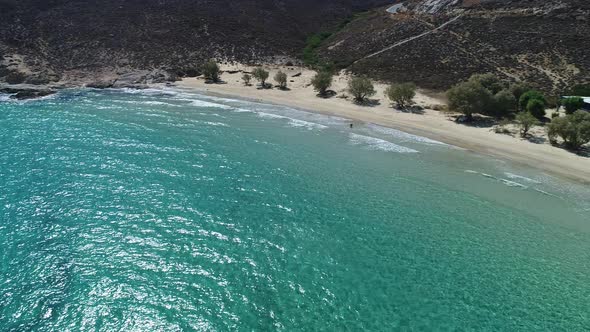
292 72 302 77
0 87 56 100
86 81 115 89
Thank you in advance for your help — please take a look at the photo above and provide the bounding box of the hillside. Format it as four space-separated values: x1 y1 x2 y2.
317 0 590 93
0 0 389 86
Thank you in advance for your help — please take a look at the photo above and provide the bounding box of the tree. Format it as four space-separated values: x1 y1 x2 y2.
311 71 333 96
385 83 416 109
562 97 584 114
526 99 546 120
201 60 220 82
348 77 376 102
252 67 270 88
515 112 539 137
489 89 516 118
274 70 288 89
446 80 492 121
509 82 531 110
468 73 504 94
519 90 546 112
242 73 252 86
547 111 590 150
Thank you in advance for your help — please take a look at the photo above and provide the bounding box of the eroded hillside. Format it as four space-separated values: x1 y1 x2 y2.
318 0 590 92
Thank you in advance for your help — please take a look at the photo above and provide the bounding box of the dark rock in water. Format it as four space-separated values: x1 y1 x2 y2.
0 87 56 100
86 81 115 89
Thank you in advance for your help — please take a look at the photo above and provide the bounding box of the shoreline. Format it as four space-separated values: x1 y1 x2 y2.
176 67 590 185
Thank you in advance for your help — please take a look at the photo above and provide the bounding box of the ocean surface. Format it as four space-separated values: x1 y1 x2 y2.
1 88 589 331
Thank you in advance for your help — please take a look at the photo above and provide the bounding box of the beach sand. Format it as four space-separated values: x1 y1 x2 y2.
177 64 590 184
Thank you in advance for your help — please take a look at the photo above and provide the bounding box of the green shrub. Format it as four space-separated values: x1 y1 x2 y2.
311 71 333 96
348 77 376 102
562 97 584 114
385 82 416 109
519 90 546 111
526 99 546 120
547 111 590 149
509 82 532 109
570 84 590 97
201 60 220 82
515 112 540 137
274 71 288 89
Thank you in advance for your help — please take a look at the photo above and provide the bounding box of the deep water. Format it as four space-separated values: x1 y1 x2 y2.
1 89 589 331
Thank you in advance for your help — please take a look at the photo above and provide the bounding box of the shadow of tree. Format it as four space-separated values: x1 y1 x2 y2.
354 98 381 107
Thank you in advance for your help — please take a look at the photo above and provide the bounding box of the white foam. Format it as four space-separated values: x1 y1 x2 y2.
349 133 419 153
367 124 448 146
190 100 233 109
504 172 542 184
0 94 12 102
256 112 327 130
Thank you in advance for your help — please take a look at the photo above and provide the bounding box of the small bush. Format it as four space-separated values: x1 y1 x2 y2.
385 82 416 109
274 71 288 89
252 67 270 87
562 97 584 114
547 111 590 149
201 60 220 82
311 71 333 96
515 112 540 137
348 77 376 102
242 73 252 86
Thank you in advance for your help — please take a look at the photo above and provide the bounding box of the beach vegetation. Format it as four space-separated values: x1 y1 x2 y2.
509 82 532 110
385 82 416 109
562 97 584 114
518 90 546 113
201 60 220 83
348 76 376 102
469 73 505 95
526 98 546 120
311 71 333 96
489 89 516 117
252 67 270 88
274 71 288 90
547 111 590 150
446 80 491 121
515 112 539 137
570 84 590 97
242 73 252 86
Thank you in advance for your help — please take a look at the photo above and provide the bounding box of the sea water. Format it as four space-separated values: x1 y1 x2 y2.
1 88 589 331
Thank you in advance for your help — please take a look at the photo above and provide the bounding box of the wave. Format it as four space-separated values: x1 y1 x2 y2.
465 170 528 189
189 100 234 110
256 112 328 130
504 172 542 184
366 124 448 146
349 133 419 153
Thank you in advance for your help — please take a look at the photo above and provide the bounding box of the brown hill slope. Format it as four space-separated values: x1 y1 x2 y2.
317 0 590 93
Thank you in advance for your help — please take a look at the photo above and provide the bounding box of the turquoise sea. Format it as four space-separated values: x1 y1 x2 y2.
1 88 589 331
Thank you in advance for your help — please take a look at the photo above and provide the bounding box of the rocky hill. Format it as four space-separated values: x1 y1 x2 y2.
0 0 588 94
317 0 590 93
0 0 389 86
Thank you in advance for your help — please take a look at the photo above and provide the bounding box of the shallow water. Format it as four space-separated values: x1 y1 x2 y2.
1 88 589 331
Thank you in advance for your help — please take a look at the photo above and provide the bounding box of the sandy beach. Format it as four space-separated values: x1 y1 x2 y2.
177 65 590 184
